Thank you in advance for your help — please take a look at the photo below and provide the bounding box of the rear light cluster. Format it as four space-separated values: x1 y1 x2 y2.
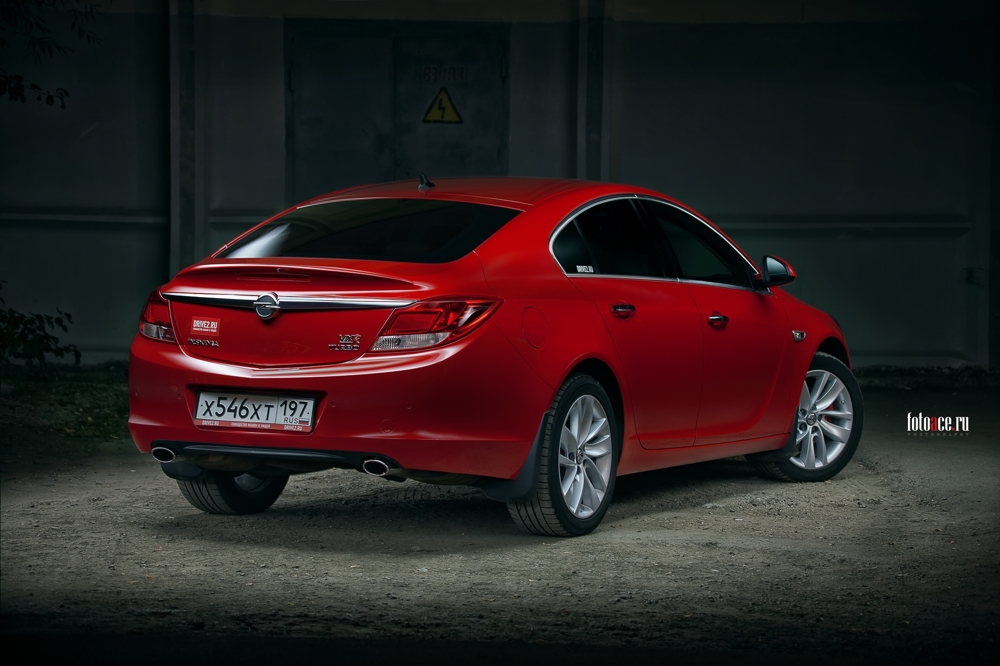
370 299 500 352
138 291 176 343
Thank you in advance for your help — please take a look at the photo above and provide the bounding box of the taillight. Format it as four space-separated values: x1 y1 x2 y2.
370 298 501 352
138 291 176 343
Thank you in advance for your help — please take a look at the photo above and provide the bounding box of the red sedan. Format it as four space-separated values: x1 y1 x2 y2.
129 177 863 536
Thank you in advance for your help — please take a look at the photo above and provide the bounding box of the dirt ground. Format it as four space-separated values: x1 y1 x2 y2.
1 368 997 663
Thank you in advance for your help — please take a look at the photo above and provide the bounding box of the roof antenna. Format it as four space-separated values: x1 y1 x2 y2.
418 173 435 192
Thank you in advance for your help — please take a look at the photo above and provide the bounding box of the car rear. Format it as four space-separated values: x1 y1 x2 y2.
127 194 553 482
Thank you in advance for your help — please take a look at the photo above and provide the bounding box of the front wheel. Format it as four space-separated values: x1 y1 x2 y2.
507 374 620 537
177 471 289 514
748 352 864 482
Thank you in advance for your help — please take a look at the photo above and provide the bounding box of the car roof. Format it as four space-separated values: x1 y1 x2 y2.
303 177 609 209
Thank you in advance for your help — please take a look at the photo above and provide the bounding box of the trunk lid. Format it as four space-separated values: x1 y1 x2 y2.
162 257 489 367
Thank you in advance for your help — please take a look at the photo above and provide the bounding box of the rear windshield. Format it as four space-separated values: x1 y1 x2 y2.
219 198 520 263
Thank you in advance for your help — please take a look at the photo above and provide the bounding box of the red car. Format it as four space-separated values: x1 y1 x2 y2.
129 177 863 536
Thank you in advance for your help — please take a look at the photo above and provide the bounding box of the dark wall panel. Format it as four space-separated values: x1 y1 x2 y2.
286 24 395 203
394 32 509 179
286 20 511 204
613 21 991 214
0 222 169 360
0 12 168 212
611 20 994 365
509 22 578 178
0 10 169 359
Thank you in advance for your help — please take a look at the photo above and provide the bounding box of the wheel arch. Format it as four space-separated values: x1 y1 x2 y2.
816 336 850 368
566 358 626 446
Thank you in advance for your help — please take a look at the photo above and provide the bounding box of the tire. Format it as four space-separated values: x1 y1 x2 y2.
507 374 620 537
748 352 864 482
177 471 289 515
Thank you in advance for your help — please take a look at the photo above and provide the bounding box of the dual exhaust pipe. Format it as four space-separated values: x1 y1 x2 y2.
153 447 401 478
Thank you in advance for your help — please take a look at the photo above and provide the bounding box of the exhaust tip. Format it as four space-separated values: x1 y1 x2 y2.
151 447 176 463
362 458 390 476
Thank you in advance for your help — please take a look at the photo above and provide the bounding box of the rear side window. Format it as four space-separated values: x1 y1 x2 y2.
572 199 664 278
552 223 595 274
220 199 520 263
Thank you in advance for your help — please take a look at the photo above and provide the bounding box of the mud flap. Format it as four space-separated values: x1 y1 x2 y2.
480 412 550 502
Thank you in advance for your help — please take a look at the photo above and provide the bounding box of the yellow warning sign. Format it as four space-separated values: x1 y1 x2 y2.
422 87 462 124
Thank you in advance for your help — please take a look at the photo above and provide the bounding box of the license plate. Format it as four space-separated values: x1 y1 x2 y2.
194 392 315 432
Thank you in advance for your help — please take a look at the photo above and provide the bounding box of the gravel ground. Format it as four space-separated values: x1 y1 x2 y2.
0 369 997 663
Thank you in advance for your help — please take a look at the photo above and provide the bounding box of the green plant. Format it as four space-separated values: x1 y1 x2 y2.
0 281 80 367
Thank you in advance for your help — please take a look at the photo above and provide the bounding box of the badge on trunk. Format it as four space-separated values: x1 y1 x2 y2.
191 317 220 335
330 334 361 352
254 293 280 320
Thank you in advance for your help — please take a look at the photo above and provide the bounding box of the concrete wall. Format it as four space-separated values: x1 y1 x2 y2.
0 0 995 367
204 16 286 254
607 19 995 366
0 9 169 362
509 22 578 178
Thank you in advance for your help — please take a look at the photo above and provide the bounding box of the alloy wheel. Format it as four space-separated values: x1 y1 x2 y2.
558 394 614 518
790 369 854 470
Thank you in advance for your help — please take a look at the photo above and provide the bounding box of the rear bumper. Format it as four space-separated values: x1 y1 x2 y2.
128 322 553 480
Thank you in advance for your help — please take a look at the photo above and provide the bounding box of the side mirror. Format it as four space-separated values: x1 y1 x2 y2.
757 255 796 288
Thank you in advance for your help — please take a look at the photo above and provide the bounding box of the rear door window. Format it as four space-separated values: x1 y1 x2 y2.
220 199 520 263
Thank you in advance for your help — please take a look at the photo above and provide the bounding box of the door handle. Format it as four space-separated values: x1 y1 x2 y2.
708 312 728 326
610 303 636 319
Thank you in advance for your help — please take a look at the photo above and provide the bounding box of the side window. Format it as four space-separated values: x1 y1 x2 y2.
641 200 752 288
571 199 664 278
552 222 595 274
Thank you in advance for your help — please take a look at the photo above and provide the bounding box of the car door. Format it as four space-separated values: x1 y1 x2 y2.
553 198 703 449
638 199 790 446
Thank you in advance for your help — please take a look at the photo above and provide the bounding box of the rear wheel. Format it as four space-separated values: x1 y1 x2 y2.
748 352 863 482
177 471 288 515
507 374 619 537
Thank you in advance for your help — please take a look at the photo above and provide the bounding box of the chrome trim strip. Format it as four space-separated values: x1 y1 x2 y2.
547 193 760 280
564 273 767 293
547 194 638 269
162 293 259 308
676 277 767 293
565 273 681 284
278 296 414 309
162 292 413 310
634 196 759 276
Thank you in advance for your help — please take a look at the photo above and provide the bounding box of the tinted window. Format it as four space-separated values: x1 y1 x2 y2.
552 223 595 274
573 199 664 278
220 199 520 263
641 201 752 288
